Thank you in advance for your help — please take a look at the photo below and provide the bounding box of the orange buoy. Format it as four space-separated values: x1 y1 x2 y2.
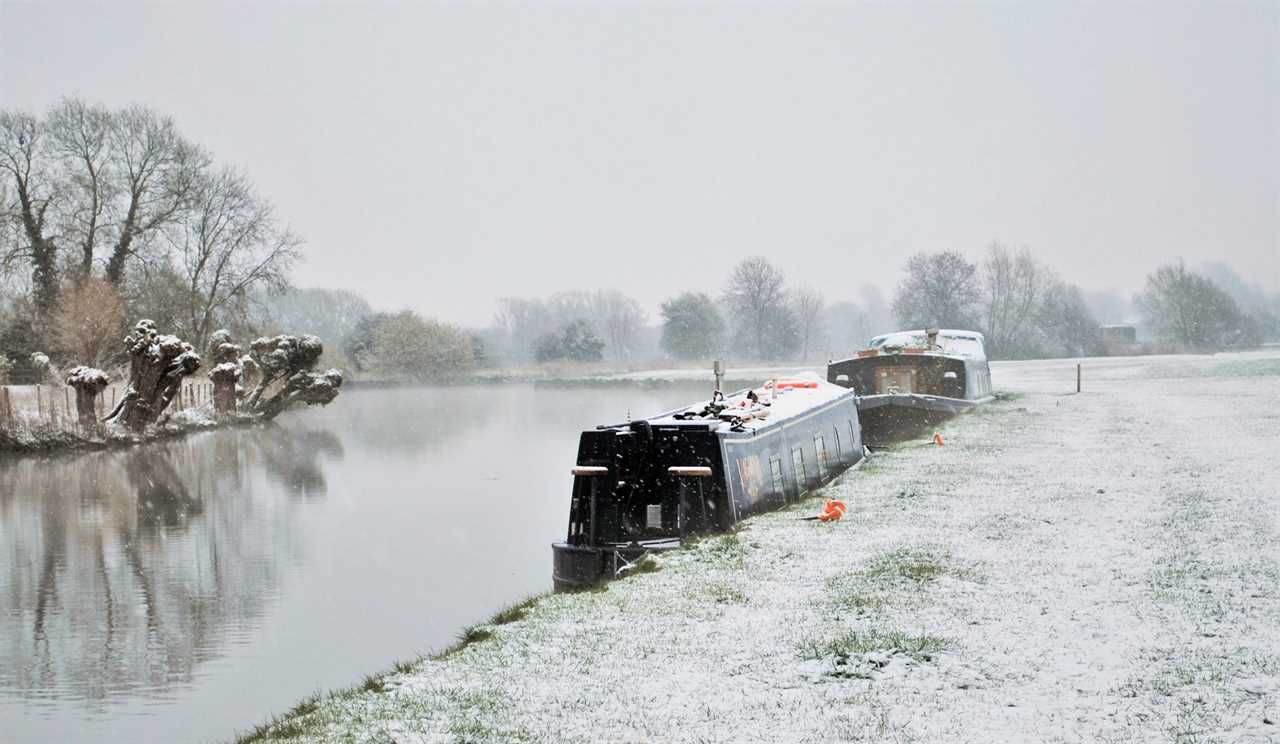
933 432 945 446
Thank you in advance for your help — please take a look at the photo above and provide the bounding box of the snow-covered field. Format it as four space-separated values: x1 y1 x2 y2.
241 350 1280 743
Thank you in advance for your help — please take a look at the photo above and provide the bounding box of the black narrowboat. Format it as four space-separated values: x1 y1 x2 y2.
552 376 864 591
826 328 993 445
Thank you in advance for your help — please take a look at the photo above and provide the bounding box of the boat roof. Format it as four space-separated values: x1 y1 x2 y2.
630 372 853 435
863 329 987 360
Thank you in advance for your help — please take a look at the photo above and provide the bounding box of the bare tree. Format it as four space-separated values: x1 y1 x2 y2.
590 290 646 361
0 110 60 314
724 256 790 359
1136 261 1248 351
493 297 552 362
47 98 114 279
104 105 205 285
891 251 980 331
980 243 1055 359
162 166 300 351
791 285 825 362
1038 282 1101 358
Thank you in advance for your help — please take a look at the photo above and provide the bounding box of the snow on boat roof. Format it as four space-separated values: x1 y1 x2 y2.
866 329 987 360
639 372 853 435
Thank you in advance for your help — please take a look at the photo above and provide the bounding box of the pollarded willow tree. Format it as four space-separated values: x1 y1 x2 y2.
106 320 202 432
241 334 343 421
108 323 342 430
65 365 110 429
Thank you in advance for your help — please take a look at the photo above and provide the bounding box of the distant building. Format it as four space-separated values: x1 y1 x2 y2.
1101 325 1137 344
1101 325 1140 356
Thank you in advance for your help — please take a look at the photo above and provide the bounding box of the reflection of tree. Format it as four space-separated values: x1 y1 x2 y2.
0 423 340 705
126 447 204 528
254 427 345 499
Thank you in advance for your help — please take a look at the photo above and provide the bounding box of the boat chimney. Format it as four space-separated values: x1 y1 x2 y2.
713 359 724 395
926 327 940 348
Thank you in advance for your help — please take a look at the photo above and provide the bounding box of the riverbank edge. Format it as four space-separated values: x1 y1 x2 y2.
0 411 264 458
229 449 886 744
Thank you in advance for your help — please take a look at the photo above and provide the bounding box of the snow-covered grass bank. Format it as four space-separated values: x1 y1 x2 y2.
237 350 1280 743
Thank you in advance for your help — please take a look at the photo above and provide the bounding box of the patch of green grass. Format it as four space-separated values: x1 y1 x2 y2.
235 715 314 743
865 547 961 583
448 718 536 743
798 629 951 662
857 459 887 475
632 554 662 573
488 595 541 625
288 694 321 717
824 575 891 613
361 674 387 693
562 582 610 594
433 626 496 660
234 691 333 743
700 531 748 567
706 581 749 604
391 657 418 675
823 546 979 615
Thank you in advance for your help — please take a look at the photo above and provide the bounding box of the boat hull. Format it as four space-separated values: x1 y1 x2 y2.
856 393 991 445
828 336 993 444
552 387 863 590
552 539 680 591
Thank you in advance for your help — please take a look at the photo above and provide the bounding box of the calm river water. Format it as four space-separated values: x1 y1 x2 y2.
0 382 708 743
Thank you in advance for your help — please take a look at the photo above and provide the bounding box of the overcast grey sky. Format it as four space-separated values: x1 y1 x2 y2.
2 1 1276 326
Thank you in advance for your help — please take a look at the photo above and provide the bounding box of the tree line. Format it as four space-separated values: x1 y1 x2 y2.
198 249 1280 385
890 247 1278 357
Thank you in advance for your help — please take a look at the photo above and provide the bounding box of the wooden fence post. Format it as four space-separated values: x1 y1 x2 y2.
1076 363 1082 393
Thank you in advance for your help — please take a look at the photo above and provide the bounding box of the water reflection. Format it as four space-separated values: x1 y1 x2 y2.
0 382 710 742
0 426 342 707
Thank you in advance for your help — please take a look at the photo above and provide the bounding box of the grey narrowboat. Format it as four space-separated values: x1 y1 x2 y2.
826 328 993 445
552 376 863 591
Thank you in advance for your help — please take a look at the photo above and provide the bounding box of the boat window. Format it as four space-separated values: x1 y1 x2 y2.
769 457 784 497
791 448 806 492
833 426 842 463
849 420 858 451
813 435 828 479
940 334 986 360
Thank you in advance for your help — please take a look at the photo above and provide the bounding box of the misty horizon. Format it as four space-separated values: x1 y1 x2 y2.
3 2 1276 328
